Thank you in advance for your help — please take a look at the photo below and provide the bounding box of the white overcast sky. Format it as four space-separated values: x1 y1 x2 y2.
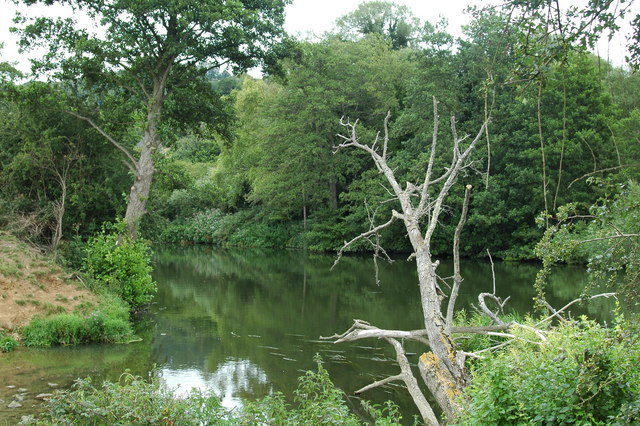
0 0 637 74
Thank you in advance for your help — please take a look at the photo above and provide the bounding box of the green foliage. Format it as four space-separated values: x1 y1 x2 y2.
158 208 302 249
243 356 365 425
82 221 156 309
535 180 640 310
158 209 226 244
336 1 421 49
459 317 640 425
28 373 230 425
20 293 132 347
0 330 18 352
29 357 402 425
0 82 128 245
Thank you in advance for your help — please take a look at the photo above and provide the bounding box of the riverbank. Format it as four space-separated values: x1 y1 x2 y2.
0 232 133 348
0 233 98 337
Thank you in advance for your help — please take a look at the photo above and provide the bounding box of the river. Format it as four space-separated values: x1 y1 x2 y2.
0 246 616 423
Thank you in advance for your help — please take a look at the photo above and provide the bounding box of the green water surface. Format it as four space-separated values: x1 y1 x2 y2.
0 246 616 423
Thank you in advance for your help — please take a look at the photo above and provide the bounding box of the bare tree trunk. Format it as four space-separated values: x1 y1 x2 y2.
415 249 468 417
302 188 307 230
329 101 489 423
50 180 66 251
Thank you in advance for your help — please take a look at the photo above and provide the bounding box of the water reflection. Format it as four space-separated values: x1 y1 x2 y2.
160 359 271 410
0 246 617 423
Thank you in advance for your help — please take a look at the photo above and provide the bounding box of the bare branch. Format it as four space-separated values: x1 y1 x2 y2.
382 110 391 161
418 97 440 213
478 292 508 325
576 233 640 245
387 338 440 426
423 119 489 244
355 374 404 394
485 250 496 294
446 184 473 332
536 293 617 326
567 164 640 188
320 320 429 346
331 212 401 270
451 323 514 334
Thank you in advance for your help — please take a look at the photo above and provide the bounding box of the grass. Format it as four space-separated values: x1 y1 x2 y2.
21 292 133 347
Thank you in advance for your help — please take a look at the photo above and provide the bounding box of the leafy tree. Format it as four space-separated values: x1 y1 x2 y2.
0 82 128 245
336 1 421 49
13 0 290 238
225 36 409 223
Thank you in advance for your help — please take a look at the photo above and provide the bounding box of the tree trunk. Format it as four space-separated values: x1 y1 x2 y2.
329 180 338 210
50 179 66 251
124 141 155 239
124 77 166 239
415 248 468 420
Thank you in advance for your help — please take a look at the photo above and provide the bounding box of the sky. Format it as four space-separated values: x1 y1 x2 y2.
0 0 637 75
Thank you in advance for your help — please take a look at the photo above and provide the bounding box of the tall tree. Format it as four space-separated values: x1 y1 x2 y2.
13 0 290 238
336 1 421 49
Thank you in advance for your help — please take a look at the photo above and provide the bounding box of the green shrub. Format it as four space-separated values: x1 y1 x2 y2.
0 331 18 352
28 357 402 425
21 293 133 347
243 355 366 425
58 235 88 270
158 208 303 249
158 208 225 244
459 317 640 425
83 220 156 309
27 373 230 425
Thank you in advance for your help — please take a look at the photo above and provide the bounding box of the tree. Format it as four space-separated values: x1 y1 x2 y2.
0 81 129 246
223 35 408 221
336 1 421 49
13 0 290 238
324 101 489 424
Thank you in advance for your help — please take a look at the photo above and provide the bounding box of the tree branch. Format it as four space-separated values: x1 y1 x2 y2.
446 184 472 332
65 110 139 174
331 211 401 270
536 292 617 326
355 374 403 394
567 164 640 188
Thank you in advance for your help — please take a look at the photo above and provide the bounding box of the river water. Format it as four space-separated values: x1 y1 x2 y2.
0 246 616 423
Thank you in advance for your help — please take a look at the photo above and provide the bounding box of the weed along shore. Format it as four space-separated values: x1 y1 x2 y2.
0 226 151 420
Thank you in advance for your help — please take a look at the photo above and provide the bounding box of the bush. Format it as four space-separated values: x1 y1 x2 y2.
0 330 18 352
21 294 133 347
158 208 303 249
26 373 230 425
158 208 225 244
242 355 369 425
27 357 402 425
83 220 156 309
459 316 640 425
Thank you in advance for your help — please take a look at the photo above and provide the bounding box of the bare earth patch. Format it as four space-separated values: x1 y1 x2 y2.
0 233 98 336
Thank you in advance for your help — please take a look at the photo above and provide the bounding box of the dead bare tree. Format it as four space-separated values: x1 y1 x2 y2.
323 98 491 424
324 99 620 424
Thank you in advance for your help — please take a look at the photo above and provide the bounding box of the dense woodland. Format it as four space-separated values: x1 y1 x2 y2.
0 1 638 262
1 0 640 424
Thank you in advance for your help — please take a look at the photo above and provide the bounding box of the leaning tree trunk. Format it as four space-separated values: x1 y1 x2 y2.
124 76 166 239
415 249 467 419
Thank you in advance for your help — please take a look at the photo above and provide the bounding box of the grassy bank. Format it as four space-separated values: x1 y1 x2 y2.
0 232 135 350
